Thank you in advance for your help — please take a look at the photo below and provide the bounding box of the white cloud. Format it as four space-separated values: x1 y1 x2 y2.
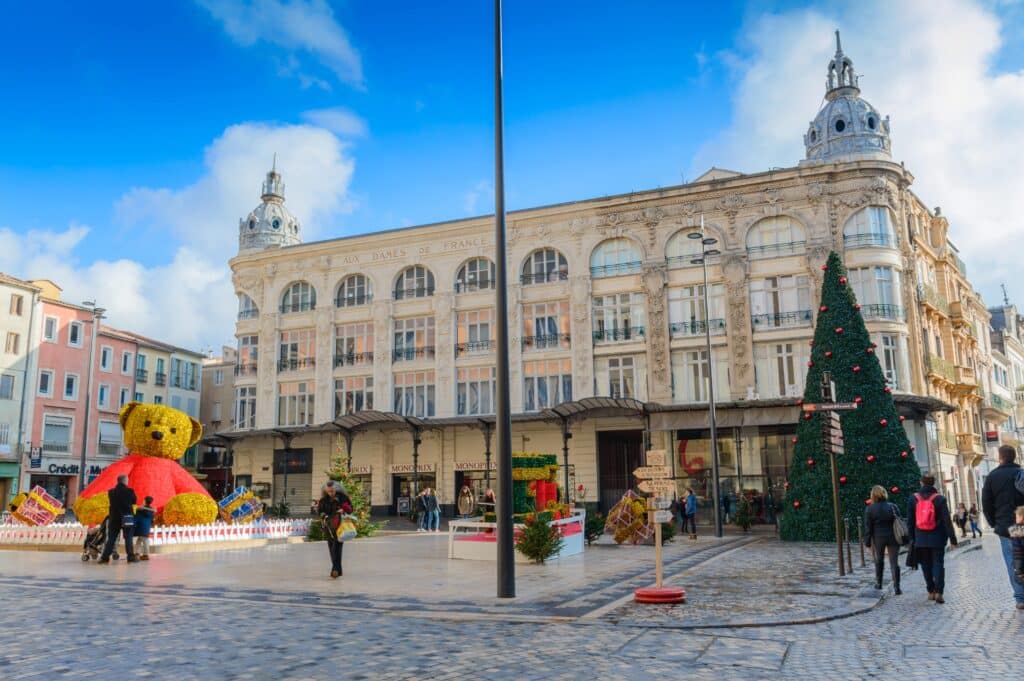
463 180 494 215
301 106 368 137
696 0 1024 305
198 0 363 88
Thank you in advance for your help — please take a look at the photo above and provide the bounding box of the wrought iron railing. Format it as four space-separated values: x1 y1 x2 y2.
392 347 435 362
860 304 905 321
843 233 895 249
334 352 373 367
520 271 568 285
135 369 148 383
927 355 955 382
154 372 167 386
670 319 726 337
667 254 720 269
590 261 642 278
455 280 495 294
593 327 646 343
746 241 806 259
521 334 571 350
393 287 435 300
279 302 315 314
751 310 813 329
917 283 950 315
42 441 70 453
237 309 259 320
234 363 258 376
986 393 1015 413
335 293 372 307
455 340 495 357
277 358 316 372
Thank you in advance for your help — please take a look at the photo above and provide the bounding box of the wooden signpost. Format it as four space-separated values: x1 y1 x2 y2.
633 449 686 604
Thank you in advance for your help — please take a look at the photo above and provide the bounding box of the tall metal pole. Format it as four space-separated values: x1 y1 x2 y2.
494 0 515 598
561 417 571 505
78 305 103 500
700 217 723 538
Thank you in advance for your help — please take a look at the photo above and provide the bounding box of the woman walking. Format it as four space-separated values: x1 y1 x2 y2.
968 503 982 538
317 480 352 579
954 502 969 538
864 485 902 594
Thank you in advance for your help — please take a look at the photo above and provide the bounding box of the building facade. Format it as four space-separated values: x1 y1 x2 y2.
219 36 985 517
199 346 237 498
0 275 41 505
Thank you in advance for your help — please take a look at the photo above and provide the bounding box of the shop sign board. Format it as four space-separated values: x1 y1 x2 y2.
388 463 436 474
645 450 667 466
637 479 675 494
454 461 497 472
349 465 371 475
633 466 671 480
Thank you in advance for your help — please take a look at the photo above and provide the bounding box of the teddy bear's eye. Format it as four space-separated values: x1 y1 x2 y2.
144 420 151 427
170 428 177 434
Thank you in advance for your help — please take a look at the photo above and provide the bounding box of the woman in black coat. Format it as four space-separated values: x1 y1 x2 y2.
864 485 902 594
316 480 353 579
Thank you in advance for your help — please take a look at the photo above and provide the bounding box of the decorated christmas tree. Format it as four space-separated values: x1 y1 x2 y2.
780 251 922 542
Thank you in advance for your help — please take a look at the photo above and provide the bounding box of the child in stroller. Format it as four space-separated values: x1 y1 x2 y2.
82 516 119 562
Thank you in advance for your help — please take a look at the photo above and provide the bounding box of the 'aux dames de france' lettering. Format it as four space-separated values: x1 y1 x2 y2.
345 237 489 265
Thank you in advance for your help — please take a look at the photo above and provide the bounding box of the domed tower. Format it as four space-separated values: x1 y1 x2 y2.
802 32 891 164
238 159 302 252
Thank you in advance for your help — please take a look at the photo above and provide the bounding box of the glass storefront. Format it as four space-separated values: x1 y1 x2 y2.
672 426 796 525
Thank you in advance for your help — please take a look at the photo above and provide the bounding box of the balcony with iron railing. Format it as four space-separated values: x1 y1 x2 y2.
154 372 166 386
520 270 568 286
393 287 435 300
455 340 495 357
670 319 726 338
593 326 646 343
937 430 957 451
956 432 983 455
954 365 977 388
238 309 259 321
926 355 956 383
234 363 258 377
982 392 1015 418
43 441 71 453
843 233 896 249
746 241 806 260
335 293 372 307
278 357 316 372
860 304 905 322
392 347 435 362
1016 389 1024 403
334 352 374 367
917 283 950 315
521 334 571 351
135 369 148 383
98 443 120 457
751 310 813 330
280 302 315 314
590 261 643 278
667 254 720 269
949 300 968 326
454 279 495 294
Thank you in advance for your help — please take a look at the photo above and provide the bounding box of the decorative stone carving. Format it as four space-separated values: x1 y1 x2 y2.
806 182 827 206
722 256 751 383
573 303 588 323
642 264 668 385
763 188 781 206
508 225 521 246
535 223 551 240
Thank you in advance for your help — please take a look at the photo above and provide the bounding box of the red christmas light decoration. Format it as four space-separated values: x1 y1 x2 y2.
804 413 812 420
809 340 814 347
783 481 791 489
854 303 862 311
820 305 828 312
839 475 848 484
825 351 833 358
807 458 816 467
796 398 803 405
853 366 861 373
872 342 878 348
910 445 916 451
807 360 814 368
866 454 876 463
866 347 874 354
835 327 844 334
821 264 828 271
791 437 798 444
854 396 863 404
793 500 801 508
879 419 888 426
890 486 900 494
900 451 909 459
899 415 906 422
865 499 872 505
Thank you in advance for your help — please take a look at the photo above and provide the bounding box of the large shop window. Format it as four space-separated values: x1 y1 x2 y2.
670 348 730 403
457 366 496 415
523 359 572 411
335 376 373 417
393 370 435 418
277 381 315 426
753 342 810 398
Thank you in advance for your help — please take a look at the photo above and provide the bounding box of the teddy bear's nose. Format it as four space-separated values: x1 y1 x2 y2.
150 431 164 441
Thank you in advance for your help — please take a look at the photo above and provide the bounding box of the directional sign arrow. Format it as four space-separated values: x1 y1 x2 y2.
651 510 673 523
651 499 673 510
633 466 671 480
638 479 676 494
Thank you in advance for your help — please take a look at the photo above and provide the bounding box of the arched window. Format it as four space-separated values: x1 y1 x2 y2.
336 274 372 307
455 257 495 293
280 281 316 314
666 229 721 268
394 266 435 300
237 293 259 320
843 206 897 249
521 248 568 285
745 216 806 259
591 238 642 277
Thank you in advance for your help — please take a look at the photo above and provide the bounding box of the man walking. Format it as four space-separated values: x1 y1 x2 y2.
907 472 958 604
98 474 138 564
982 445 1024 610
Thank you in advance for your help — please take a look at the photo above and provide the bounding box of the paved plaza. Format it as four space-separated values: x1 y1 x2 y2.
0 531 1021 679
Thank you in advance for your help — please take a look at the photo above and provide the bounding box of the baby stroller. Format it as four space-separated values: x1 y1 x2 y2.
81 517 119 562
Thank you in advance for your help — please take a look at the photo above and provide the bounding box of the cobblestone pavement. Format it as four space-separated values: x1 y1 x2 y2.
0 535 1020 679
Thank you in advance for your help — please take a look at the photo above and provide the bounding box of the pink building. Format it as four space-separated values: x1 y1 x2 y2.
22 282 137 506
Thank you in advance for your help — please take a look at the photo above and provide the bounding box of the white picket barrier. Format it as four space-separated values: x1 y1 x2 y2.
0 518 311 547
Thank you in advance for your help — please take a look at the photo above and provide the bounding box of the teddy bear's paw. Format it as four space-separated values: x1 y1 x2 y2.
74 494 110 527
161 493 219 525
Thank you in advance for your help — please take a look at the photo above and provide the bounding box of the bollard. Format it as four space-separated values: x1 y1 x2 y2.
857 521 865 567
844 518 853 573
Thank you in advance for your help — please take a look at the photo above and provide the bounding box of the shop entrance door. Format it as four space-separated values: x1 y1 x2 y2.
597 430 644 513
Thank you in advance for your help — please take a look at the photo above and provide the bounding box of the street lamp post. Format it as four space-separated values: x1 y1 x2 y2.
687 218 723 538
78 302 105 502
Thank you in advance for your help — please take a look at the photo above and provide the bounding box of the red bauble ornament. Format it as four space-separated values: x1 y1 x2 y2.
853 366 861 373
900 451 909 459
855 303 862 311
866 454 876 463
865 499 872 505
784 481 791 489
866 347 874 354
899 415 906 422
807 458 816 467
854 396 863 404
821 264 828 271
793 500 801 508
910 445 916 451
807 360 814 368
825 351 833 358
791 437 798 444
890 486 900 494
809 340 814 347
796 398 803 405
820 305 828 312
839 475 848 484
884 387 892 394
879 419 888 426
804 413 812 420
839 276 848 284
835 327 844 334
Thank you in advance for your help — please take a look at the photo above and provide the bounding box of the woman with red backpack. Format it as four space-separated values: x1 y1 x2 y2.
907 472 958 604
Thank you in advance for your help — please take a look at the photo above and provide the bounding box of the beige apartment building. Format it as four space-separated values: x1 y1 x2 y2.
212 37 995 517
199 346 237 498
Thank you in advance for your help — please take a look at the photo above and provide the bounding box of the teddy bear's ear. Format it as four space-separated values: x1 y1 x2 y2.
120 402 142 430
187 416 203 449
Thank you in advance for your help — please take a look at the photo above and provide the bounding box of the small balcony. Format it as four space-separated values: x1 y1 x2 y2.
949 300 968 327
751 310 813 330
154 372 167 386
937 430 957 451
454 279 495 294
393 287 435 300
279 302 315 314
860 304 905 322
237 309 259 321
593 326 646 344
521 334 571 351
520 270 568 286
170 375 182 388
43 441 71 453
954 365 977 389
746 241 806 260
278 357 316 372
234 363 258 377
844 233 896 249
590 261 642 278
135 369 148 383
670 319 726 338
334 352 374 367
956 433 984 466
926 355 955 383
392 347 435 362
982 392 1015 420
335 293 372 307
667 253 720 269
98 443 120 457
455 340 495 357
917 284 950 316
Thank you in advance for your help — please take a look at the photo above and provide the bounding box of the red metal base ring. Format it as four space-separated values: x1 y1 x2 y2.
634 586 686 603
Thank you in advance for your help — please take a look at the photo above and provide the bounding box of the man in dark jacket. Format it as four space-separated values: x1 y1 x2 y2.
981 445 1024 609
99 474 138 564
907 472 958 604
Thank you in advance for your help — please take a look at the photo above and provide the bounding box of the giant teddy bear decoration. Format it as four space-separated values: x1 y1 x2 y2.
73 402 218 526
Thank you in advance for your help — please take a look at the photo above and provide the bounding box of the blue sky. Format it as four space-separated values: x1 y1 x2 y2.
0 0 1021 349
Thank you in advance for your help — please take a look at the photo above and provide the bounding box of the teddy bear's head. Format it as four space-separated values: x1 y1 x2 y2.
120 402 202 460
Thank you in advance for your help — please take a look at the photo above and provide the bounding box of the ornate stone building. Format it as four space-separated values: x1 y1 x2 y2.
214 35 985 517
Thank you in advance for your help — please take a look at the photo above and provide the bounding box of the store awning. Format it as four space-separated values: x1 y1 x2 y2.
648 400 801 431
541 397 661 424
333 410 425 435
